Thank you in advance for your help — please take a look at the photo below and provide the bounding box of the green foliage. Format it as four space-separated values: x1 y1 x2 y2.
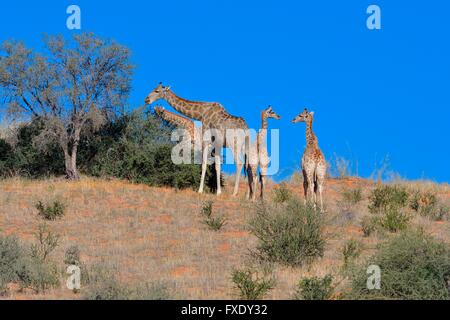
64 245 81 266
368 185 409 215
84 266 170 300
342 188 363 206
272 183 291 204
200 201 226 231
361 216 377 237
342 239 362 267
0 119 64 178
376 207 410 232
368 185 410 232
30 224 59 261
293 275 334 300
410 190 447 221
231 268 275 300
0 226 60 294
350 230 450 300
35 200 65 221
0 235 23 295
249 199 325 267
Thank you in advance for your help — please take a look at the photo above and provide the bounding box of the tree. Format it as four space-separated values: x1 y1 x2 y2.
0 33 133 179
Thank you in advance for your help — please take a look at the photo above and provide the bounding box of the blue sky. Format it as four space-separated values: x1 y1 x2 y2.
1 1 449 182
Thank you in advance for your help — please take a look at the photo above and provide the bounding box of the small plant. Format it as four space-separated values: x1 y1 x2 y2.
35 199 66 220
342 239 362 267
203 216 227 231
377 207 410 232
0 236 23 295
272 183 291 204
231 268 275 300
200 200 214 218
368 185 408 215
350 229 450 300
64 245 81 266
361 216 377 237
293 275 334 300
368 185 410 233
200 200 226 231
84 265 171 300
342 188 363 206
30 224 59 261
410 190 447 221
249 199 324 266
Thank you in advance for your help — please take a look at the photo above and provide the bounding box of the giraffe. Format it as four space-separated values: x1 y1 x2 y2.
154 105 200 148
248 106 281 200
292 108 326 212
145 83 250 196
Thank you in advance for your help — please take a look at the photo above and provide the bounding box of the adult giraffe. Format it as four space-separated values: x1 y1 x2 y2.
145 83 250 196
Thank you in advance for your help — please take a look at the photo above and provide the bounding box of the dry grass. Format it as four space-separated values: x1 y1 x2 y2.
0 176 449 300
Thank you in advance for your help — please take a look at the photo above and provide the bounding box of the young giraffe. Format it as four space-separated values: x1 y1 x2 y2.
145 83 250 196
154 105 201 148
248 106 281 200
292 108 326 212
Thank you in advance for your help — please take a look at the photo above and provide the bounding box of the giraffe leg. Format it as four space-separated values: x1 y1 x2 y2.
252 166 258 201
198 144 209 194
302 169 308 205
316 163 327 212
215 154 222 195
260 174 267 200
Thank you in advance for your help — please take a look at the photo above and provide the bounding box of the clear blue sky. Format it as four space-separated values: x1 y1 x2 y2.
1 1 449 182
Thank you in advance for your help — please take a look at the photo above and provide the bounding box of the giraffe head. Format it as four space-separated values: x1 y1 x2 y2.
262 105 281 120
292 108 314 123
154 105 165 116
145 83 171 105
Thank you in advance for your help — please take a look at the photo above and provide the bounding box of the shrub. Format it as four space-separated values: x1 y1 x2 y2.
376 207 410 232
249 199 325 266
64 245 81 266
0 235 24 295
410 190 437 214
35 200 66 221
293 275 334 300
342 239 362 267
231 268 275 300
350 229 450 300
15 256 59 293
361 216 377 237
410 190 447 221
368 185 410 232
30 224 59 261
84 266 170 300
272 183 291 204
342 188 363 206
368 185 409 215
200 201 226 231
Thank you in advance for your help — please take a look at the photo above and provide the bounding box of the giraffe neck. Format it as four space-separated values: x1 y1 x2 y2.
261 113 268 130
164 90 206 121
158 109 196 140
305 117 318 148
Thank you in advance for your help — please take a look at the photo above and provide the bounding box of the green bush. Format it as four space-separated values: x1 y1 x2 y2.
199 201 226 231
0 235 24 295
231 268 275 300
0 228 60 294
342 239 362 267
368 185 410 232
410 190 447 221
342 188 363 206
64 245 81 266
272 183 291 204
376 207 410 232
293 275 334 300
361 216 377 237
368 185 409 215
350 230 450 300
249 199 325 266
35 200 66 221
84 266 170 300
